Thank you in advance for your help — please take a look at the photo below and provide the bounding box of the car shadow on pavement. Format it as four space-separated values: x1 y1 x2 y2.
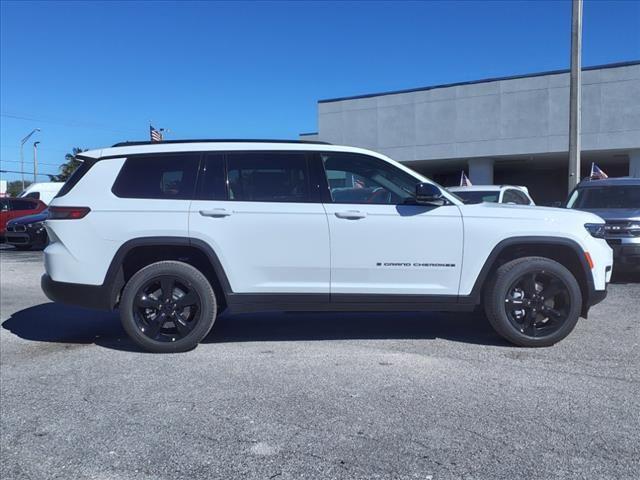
1 303 138 352
1 301 508 352
205 310 508 347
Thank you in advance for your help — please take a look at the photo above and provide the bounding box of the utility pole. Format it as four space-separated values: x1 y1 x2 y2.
19 128 40 191
568 0 583 192
33 141 40 183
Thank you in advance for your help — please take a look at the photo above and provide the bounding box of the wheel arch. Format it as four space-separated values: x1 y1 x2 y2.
466 236 594 315
103 237 232 310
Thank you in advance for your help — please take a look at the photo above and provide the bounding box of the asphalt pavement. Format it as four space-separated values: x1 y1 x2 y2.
1 244 639 480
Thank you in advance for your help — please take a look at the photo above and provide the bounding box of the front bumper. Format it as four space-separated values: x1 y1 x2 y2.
607 237 640 271
5 224 47 247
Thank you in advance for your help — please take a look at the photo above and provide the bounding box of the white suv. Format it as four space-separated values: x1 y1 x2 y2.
42 140 612 352
448 185 535 205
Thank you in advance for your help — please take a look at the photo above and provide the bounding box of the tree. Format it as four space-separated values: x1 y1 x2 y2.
49 147 86 182
6 180 31 197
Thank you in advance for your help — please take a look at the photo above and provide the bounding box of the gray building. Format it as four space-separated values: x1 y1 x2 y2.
301 61 640 204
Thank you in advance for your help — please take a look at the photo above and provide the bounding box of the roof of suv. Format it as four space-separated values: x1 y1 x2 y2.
577 177 640 187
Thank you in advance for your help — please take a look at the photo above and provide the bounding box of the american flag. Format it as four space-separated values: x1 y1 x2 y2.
590 162 608 180
150 125 163 143
459 171 472 187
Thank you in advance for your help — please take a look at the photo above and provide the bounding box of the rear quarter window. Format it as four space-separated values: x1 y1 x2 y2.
112 154 200 199
56 160 95 198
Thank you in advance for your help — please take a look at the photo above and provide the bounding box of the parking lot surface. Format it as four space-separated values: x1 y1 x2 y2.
1 244 639 480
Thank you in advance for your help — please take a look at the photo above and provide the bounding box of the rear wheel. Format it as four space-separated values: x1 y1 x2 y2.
484 257 582 347
119 261 217 353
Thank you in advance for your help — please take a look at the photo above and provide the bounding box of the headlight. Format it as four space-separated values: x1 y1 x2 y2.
585 223 606 238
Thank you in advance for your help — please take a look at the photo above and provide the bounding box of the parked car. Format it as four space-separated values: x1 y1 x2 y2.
42 139 611 353
567 177 639 272
18 182 64 205
448 185 535 205
5 209 49 250
0 197 47 239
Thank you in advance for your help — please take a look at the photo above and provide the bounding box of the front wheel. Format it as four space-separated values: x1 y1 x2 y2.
120 261 217 353
484 257 582 347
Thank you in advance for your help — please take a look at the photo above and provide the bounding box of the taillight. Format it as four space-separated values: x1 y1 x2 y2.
48 206 91 220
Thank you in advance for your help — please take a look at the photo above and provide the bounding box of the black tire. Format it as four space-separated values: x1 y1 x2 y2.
484 256 582 347
119 261 217 353
14 245 32 251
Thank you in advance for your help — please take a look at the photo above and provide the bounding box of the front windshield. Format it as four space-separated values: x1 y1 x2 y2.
452 190 500 204
567 186 640 209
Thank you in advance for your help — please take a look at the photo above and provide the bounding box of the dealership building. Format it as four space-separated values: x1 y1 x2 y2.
301 61 640 204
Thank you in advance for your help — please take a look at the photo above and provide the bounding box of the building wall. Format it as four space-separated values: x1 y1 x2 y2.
314 63 640 164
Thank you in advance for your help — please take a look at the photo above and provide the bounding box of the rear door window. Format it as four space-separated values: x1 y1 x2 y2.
112 154 200 199
226 152 311 202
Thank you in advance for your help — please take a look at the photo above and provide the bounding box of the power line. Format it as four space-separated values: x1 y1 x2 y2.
1 159 62 167
1 112 141 135
0 169 57 177
1 145 70 154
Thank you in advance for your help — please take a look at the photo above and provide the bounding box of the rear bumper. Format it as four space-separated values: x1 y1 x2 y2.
41 274 114 311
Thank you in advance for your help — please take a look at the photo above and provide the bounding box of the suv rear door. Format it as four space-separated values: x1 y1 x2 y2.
189 151 330 297
318 152 463 298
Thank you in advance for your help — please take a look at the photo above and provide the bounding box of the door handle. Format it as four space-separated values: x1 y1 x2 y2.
199 208 232 218
335 210 366 220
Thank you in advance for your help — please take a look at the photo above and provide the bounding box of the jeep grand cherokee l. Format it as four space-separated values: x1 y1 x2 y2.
41 140 612 353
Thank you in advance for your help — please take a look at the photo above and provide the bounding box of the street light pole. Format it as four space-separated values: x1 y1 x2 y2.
33 141 40 183
19 128 40 191
568 0 583 192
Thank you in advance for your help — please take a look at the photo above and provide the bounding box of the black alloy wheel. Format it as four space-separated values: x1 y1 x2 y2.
134 276 201 342
484 256 582 347
504 271 571 338
120 261 217 353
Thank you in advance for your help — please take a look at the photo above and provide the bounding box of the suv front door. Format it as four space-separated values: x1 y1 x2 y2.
189 151 330 297
319 152 463 298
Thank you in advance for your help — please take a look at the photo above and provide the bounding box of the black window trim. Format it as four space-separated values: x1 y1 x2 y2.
99 149 435 205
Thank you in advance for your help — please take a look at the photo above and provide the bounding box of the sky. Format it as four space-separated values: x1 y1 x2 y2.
1 0 639 182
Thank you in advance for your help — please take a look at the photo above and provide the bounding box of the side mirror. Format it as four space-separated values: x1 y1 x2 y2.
415 183 443 204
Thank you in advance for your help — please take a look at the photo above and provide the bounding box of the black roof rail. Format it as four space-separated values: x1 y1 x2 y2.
111 139 332 147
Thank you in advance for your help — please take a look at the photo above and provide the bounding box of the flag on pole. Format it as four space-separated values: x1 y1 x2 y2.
590 162 608 180
460 171 472 187
150 125 163 142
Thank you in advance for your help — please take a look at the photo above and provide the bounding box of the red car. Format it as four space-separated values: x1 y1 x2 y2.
0 197 47 237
